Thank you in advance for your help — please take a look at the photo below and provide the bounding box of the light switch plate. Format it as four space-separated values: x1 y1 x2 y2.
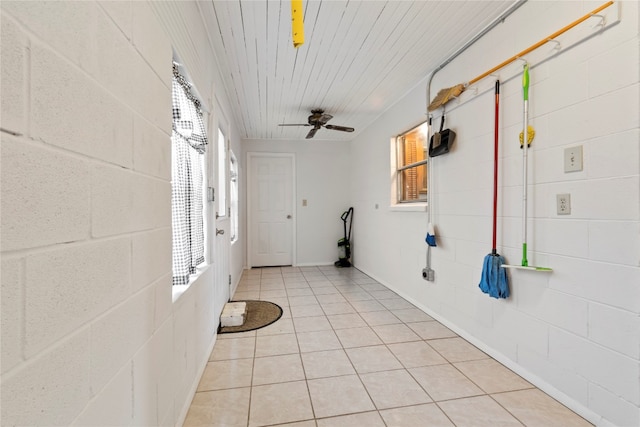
564 146 583 172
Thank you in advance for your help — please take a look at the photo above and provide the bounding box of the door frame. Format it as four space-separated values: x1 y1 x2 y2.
246 152 296 268
209 99 231 308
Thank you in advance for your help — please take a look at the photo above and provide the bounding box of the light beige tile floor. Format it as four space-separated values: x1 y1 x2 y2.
183 266 593 427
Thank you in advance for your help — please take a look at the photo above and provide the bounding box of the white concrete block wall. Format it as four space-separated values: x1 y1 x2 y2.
1 1 228 426
24 238 131 357
72 363 133 427
134 114 172 180
131 2 172 89
91 164 171 237
131 316 175 426
2 331 92 426
30 43 135 168
89 286 155 392
0 13 26 135
0 256 22 373
349 1 639 426
1 136 91 251
132 228 173 291
588 302 639 359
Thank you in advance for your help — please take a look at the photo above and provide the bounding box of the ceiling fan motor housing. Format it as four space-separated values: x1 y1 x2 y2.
308 109 333 125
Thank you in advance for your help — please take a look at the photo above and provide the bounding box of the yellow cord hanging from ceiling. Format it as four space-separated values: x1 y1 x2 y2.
291 0 304 48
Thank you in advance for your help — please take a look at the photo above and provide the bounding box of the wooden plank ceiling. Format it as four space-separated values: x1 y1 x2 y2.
199 0 517 141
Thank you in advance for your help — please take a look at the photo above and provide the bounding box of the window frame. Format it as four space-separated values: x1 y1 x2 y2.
216 128 228 218
229 150 239 243
170 61 208 288
393 120 429 204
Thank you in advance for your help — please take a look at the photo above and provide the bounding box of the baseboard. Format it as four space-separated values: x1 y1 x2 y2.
353 264 605 427
294 261 335 267
242 262 335 269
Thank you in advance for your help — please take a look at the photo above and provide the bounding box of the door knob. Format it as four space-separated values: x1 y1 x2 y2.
287 215 292 219
216 229 224 235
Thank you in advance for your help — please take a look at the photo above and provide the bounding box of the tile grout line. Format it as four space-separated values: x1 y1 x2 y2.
200 266 592 427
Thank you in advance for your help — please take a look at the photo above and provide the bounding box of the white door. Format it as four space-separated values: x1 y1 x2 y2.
214 128 230 302
248 153 295 267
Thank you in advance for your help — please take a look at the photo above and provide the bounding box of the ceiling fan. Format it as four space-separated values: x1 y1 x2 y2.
279 109 355 139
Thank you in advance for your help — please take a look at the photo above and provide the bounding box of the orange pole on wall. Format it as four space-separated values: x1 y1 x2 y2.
468 1 614 86
428 1 614 111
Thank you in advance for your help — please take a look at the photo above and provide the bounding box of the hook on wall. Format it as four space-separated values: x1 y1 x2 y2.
591 13 606 28
426 1 616 113
546 38 562 51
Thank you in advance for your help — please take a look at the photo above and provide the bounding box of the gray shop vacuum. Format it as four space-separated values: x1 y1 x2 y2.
334 207 353 268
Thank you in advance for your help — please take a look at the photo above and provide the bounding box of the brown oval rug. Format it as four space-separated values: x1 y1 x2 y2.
218 300 283 334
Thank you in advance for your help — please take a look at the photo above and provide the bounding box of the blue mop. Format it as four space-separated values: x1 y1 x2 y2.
479 81 509 299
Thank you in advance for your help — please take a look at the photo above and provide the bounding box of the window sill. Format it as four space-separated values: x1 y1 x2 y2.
389 203 427 212
171 264 208 303
172 284 190 303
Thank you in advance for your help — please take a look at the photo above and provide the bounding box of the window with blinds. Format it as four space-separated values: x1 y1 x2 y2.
396 121 428 203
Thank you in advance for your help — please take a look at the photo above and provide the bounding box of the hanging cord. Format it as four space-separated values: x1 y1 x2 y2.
427 116 433 224
425 0 527 113
423 0 526 278
426 116 433 271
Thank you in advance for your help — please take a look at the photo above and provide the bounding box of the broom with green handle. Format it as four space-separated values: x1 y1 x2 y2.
502 64 552 272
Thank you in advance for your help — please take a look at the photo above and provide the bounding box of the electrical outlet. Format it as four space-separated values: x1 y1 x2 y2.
564 145 583 172
557 193 571 215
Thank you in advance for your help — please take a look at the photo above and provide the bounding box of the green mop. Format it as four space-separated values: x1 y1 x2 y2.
502 64 552 272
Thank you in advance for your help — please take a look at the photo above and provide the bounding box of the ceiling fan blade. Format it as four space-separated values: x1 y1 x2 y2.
306 127 319 139
279 123 311 127
325 124 355 132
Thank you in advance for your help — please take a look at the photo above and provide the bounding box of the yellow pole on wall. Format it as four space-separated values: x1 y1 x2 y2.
291 0 304 48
